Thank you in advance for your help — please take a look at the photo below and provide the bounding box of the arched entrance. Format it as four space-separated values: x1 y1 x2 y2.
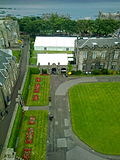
61 68 66 74
52 68 57 74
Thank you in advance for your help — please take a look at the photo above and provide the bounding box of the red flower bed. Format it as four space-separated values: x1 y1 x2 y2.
32 95 39 101
36 77 41 82
25 128 34 144
22 148 32 160
34 84 40 93
29 116 36 125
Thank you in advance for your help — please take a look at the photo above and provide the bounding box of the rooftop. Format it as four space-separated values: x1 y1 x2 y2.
34 36 77 48
37 53 68 65
77 37 120 48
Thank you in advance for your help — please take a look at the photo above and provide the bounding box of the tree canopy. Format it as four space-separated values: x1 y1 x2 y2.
16 13 120 37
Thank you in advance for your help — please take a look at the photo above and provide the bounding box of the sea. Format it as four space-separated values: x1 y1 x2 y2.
0 1 120 20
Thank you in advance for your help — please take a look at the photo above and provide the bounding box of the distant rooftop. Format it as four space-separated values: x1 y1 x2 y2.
77 37 120 48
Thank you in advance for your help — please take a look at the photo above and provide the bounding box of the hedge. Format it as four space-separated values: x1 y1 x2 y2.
7 105 23 148
22 67 40 103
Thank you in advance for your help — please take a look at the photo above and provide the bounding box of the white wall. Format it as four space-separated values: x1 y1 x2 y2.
34 46 74 51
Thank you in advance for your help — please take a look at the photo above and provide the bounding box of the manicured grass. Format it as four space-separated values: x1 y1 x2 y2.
29 57 37 65
33 50 72 54
12 50 21 63
16 110 48 160
69 82 120 155
26 74 50 106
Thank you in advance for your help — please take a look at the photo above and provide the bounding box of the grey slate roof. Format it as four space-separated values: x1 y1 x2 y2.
0 72 5 85
77 37 120 48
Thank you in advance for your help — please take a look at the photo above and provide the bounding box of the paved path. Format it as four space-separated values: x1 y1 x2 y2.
47 75 120 160
0 38 29 154
23 106 49 111
56 75 120 96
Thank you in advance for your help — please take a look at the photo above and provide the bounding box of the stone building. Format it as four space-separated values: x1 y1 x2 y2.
37 53 70 74
75 37 120 73
0 49 18 116
98 11 120 20
0 19 20 48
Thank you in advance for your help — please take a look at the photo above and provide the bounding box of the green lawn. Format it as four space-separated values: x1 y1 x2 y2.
26 74 50 106
16 110 48 160
69 82 120 155
33 50 73 54
29 57 37 65
8 106 22 148
12 50 21 63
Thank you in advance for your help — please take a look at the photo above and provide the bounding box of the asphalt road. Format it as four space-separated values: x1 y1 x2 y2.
0 37 29 154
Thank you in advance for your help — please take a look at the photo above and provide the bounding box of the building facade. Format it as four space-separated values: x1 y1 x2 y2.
0 19 20 48
37 54 69 74
98 11 120 20
75 37 120 73
0 49 18 116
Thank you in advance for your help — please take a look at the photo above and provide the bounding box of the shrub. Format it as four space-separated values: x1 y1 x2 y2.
22 67 40 103
7 105 23 148
71 70 82 75
30 67 40 74
22 68 31 103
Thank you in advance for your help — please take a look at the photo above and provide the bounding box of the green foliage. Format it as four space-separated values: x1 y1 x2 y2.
22 67 40 103
22 68 31 103
16 110 48 160
68 64 73 72
71 70 82 75
30 67 40 74
12 50 21 63
69 82 120 154
8 106 22 148
17 14 120 36
29 57 37 65
92 69 109 75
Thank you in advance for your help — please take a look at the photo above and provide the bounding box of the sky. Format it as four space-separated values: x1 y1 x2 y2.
0 0 120 5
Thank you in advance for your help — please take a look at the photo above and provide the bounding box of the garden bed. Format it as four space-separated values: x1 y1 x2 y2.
26 74 50 106
16 110 48 160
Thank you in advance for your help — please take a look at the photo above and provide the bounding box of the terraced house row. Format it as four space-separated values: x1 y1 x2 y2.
0 49 18 117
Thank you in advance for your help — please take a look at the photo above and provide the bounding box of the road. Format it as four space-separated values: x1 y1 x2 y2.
47 75 120 160
0 37 29 154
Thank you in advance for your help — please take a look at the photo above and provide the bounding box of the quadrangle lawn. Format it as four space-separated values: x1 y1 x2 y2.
16 110 48 160
26 74 50 106
69 82 120 155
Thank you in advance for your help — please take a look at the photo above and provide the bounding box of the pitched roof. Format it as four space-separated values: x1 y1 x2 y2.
77 37 120 48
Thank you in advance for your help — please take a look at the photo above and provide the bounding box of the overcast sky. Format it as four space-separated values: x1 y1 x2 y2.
0 0 120 5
